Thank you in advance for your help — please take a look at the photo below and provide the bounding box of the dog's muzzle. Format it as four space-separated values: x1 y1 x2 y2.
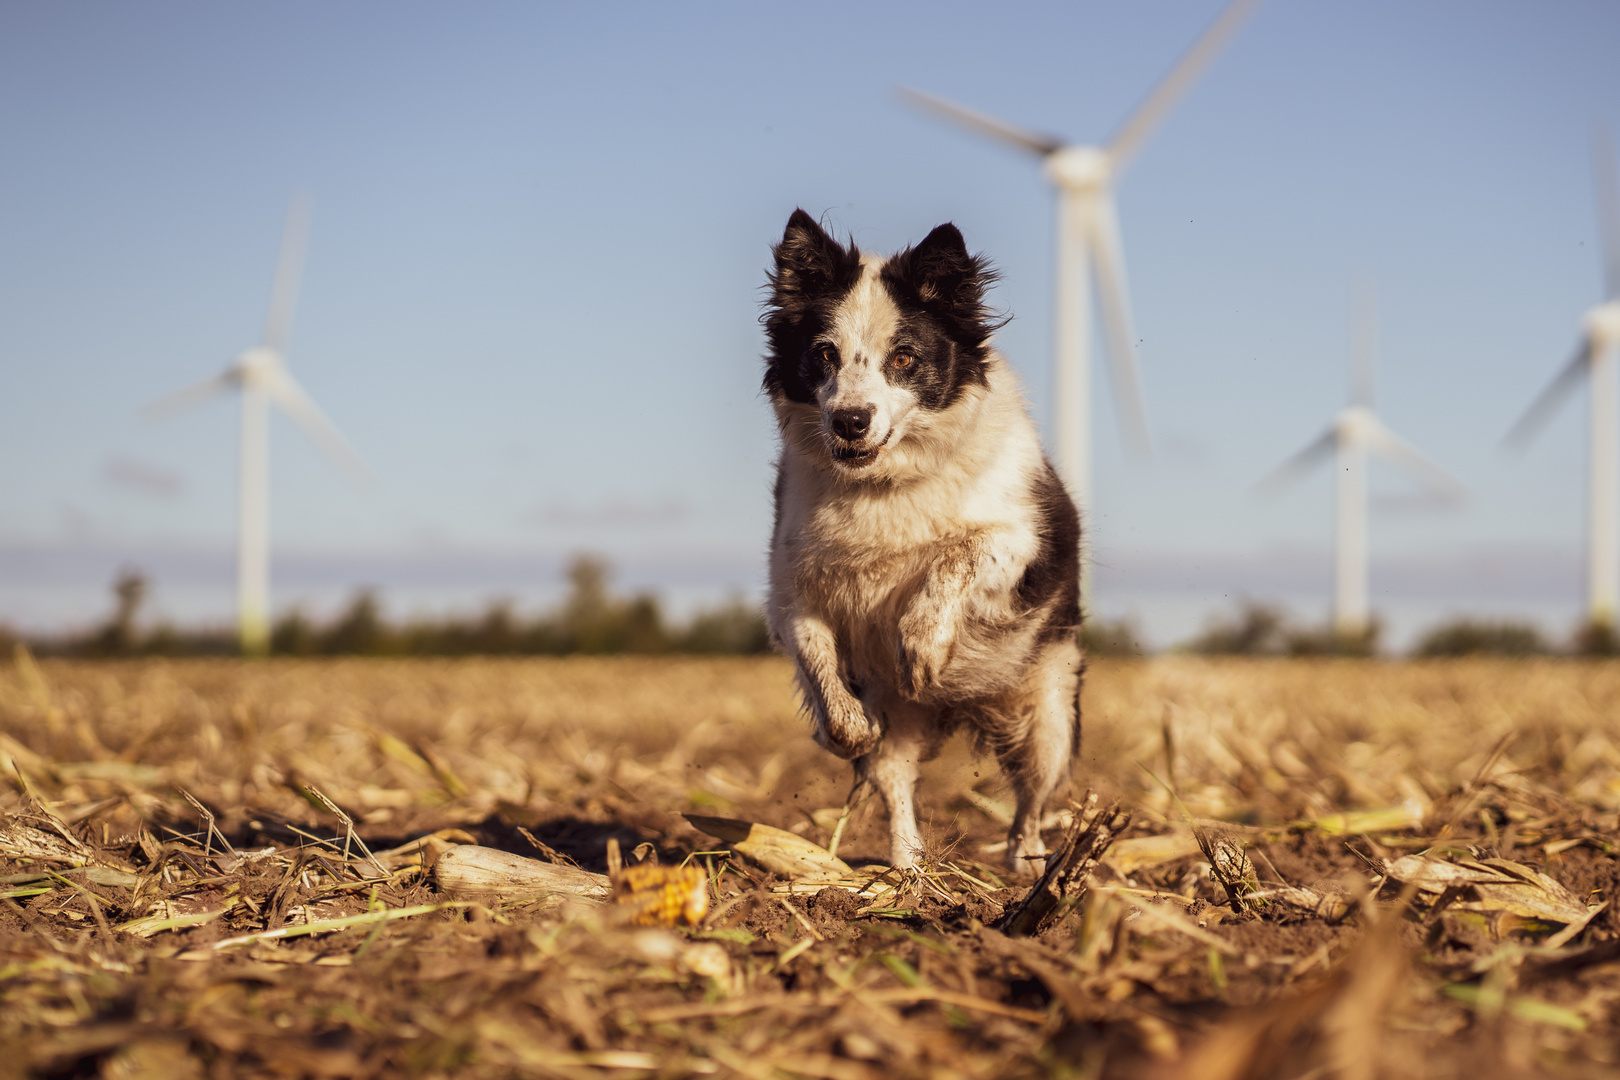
829 428 890 469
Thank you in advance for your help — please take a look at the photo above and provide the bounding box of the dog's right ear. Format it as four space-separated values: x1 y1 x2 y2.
762 210 861 404
770 209 859 302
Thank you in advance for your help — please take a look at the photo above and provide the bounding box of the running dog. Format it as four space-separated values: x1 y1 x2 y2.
762 209 1083 874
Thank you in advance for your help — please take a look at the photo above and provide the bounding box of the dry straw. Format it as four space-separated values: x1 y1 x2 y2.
2 651 1620 1077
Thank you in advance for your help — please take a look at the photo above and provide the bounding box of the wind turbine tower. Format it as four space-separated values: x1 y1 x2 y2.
1261 290 1466 640
901 0 1263 601
148 197 369 655
1505 131 1620 636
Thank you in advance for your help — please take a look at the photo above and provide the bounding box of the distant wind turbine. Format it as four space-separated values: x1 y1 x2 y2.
1260 290 1466 640
901 0 1264 600
147 196 369 656
1505 130 1620 635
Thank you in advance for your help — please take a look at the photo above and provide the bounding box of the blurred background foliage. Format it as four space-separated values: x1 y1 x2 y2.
12 556 772 658
6 569 1615 659
1182 599 1613 658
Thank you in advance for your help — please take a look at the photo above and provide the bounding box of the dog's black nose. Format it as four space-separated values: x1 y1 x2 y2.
830 407 873 440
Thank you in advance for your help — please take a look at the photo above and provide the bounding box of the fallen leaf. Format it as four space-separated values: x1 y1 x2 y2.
683 815 853 879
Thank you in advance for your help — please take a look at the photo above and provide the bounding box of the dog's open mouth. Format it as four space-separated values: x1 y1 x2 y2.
830 431 890 469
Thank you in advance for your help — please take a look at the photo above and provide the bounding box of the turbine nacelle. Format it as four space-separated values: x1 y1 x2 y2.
1335 405 1378 445
1583 299 1620 346
234 346 284 386
1044 146 1113 192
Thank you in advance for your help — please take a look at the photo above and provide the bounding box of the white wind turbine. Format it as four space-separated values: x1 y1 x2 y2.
1260 290 1466 640
1505 131 1620 635
147 197 369 655
901 0 1263 600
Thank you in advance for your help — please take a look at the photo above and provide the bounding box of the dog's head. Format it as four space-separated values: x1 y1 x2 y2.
762 209 1001 480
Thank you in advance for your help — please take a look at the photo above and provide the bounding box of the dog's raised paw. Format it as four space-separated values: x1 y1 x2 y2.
813 702 882 760
896 616 954 700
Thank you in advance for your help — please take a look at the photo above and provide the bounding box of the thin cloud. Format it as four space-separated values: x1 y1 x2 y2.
104 456 183 499
525 499 687 529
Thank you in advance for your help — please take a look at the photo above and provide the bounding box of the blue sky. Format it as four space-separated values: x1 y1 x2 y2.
2 1 1618 647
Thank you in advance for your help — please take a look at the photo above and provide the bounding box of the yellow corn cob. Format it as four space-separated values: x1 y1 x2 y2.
611 863 710 927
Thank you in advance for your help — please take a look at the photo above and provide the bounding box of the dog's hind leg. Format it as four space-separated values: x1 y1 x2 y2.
858 706 938 869
994 637 1083 876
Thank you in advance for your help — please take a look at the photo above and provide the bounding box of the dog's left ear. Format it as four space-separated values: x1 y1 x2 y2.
884 223 1000 347
905 223 975 303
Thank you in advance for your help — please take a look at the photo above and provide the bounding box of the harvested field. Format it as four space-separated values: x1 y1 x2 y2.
4 653 1620 1078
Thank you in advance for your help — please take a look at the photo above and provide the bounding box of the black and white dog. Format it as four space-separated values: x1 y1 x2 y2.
762 209 1083 873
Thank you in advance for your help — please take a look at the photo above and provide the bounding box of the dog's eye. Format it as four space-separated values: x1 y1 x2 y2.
890 351 913 369
814 345 837 366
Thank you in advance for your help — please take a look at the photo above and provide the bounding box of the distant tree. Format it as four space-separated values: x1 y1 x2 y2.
147 623 236 656
271 609 318 656
90 568 148 655
560 556 615 652
1185 602 1287 655
617 594 669 653
1082 617 1146 657
321 590 390 655
552 556 671 653
1183 602 1380 657
1285 621 1379 658
141 622 181 656
472 600 520 654
415 600 523 655
30 552 782 658
1574 619 1618 657
678 597 772 654
1415 619 1550 657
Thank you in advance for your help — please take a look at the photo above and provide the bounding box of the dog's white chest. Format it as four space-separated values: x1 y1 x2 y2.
787 485 939 624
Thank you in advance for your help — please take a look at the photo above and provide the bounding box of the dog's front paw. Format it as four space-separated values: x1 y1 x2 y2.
896 610 955 700
812 698 882 760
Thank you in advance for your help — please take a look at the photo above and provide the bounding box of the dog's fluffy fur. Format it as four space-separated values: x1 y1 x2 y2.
762 209 1083 872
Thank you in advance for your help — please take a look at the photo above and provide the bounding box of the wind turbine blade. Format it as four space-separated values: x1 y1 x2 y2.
1105 0 1265 171
1350 283 1377 407
1594 126 1620 301
1255 427 1336 496
897 86 1065 157
142 368 239 418
1503 339 1591 449
262 365 373 483
263 193 312 352
1088 196 1151 454
1367 422 1467 503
